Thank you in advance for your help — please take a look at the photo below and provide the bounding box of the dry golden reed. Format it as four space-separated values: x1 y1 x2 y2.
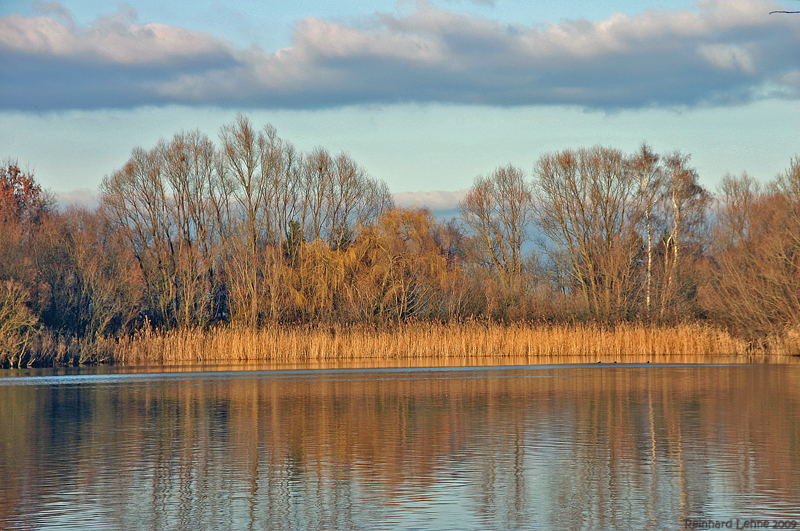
112 321 761 365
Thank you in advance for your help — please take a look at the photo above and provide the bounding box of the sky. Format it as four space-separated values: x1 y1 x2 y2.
1 0 799 210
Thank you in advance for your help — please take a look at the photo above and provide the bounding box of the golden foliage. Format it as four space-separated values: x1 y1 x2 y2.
274 207 450 322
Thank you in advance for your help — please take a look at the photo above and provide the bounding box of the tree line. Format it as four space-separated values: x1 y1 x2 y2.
1 115 799 365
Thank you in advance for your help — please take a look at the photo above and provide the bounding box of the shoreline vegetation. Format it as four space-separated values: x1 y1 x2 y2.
6 320 800 368
3 115 800 368
102 321 800 366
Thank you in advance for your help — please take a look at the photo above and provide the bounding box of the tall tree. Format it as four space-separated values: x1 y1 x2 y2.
657 152 708 319
459 164 534 297
101 145 179 326
533 147 641 320
219 115 270 327
630 144 662 316
161 130 226 326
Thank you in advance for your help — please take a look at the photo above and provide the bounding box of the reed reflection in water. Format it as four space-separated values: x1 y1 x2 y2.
1 364 799 530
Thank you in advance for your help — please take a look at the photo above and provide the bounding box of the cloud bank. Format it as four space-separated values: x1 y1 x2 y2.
393 189 468 213
2 1 798 111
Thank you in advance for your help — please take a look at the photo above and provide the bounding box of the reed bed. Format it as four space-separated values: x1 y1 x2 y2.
112 321 760 365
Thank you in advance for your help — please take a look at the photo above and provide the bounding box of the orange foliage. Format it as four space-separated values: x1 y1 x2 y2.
0 161 51 225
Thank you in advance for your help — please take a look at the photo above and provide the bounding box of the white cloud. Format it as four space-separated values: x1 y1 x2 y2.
0 4 235 66
697 43 757 73
1 0 798 110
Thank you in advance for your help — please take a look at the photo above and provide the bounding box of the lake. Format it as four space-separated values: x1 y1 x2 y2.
1 362 799 530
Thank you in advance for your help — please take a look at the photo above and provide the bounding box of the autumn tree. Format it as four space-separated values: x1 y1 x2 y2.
0 281 38 367
100 116 393 328
61 207 143 340
0 160 53 366
428 219 477 318
0 160 53 226
350 207 450 321
269 207 454 323
700 161 800 342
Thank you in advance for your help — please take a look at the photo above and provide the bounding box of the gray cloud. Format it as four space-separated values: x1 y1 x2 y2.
31 1 75 28
2 0 798 111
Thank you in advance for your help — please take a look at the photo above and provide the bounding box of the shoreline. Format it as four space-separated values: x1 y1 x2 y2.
4 352 800 376
6 321 799 369
110 321 798 367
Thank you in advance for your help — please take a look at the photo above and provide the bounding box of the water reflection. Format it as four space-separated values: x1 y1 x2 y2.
2 352 799 380
1 364 799 530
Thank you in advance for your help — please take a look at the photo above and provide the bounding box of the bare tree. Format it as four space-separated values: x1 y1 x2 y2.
101 130 229 328
770 155 800 248
298 148 392 249
533 147 641 320
630 144 662 316
657 152 708 319
162 130 226 326
700 164 800 341
459 164 534 296
101 145 178 326
218 115 271 327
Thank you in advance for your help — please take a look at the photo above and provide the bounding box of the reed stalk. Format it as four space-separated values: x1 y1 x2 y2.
112 321 760 366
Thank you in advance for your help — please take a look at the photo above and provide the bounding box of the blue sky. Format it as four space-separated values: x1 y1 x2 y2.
1 0 799 208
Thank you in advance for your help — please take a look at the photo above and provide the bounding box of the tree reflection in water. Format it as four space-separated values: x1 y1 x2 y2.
0 364 799 530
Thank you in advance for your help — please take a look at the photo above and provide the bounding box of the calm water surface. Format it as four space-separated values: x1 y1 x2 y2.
1 363 799 530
